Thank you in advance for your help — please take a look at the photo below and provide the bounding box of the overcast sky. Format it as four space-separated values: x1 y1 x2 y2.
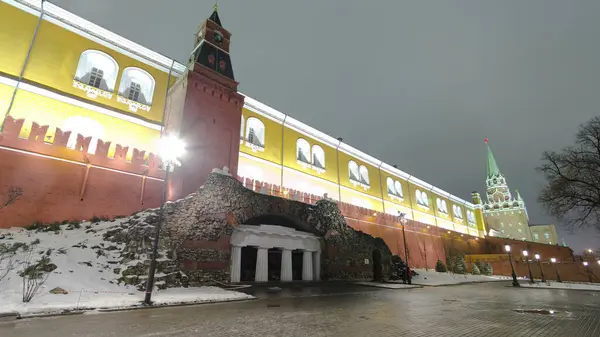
52 0 600 251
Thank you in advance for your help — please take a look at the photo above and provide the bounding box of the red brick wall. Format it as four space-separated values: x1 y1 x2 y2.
0 116 165 228
168 66 244 200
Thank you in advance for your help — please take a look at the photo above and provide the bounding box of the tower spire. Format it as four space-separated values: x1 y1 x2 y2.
209 2 223 27
485 138 501 178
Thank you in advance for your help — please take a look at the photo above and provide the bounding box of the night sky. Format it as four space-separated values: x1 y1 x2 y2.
52 0 600 252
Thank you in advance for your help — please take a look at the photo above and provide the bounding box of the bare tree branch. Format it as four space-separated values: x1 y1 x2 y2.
0 187 23 210
538 116 600 231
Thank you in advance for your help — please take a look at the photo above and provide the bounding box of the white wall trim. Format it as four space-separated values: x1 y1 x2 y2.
3 0 186 75
231 225 321 252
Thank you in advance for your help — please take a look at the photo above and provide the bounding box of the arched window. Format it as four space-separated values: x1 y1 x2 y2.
467 210 475 223
296 138 310 164
533 233 539 240
453 205 463 219
74 50 119 92
394 181 403 198
245 117 265 148
117 67 156 105
416 190 428 207
240 116 245 140
437 198 448 214
544 232 551 239
359 165 370 186
311 145 325 170
348 161 360 182
386 177 396 195
62 116 105 154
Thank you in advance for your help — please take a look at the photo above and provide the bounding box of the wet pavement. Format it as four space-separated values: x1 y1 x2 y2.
2 282 600 336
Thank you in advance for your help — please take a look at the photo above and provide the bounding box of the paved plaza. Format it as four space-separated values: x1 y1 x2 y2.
2 282 600 336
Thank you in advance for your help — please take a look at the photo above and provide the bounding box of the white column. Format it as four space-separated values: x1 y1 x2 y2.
302 250 314 281
230 245 242 283
281 249 293 282
255 247 269 282
313 250 321 281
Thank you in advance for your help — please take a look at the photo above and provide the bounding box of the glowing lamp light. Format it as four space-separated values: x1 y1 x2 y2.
588 249 593 253
535 253 540 260
157 134 186 167
583 261 589 267
522 250 529 257
550 258 556 263
504 245 511 252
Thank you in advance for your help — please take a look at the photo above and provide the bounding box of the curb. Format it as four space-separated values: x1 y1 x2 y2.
0 312 19 322
509 285 600 292
412 279 515 287
3 297 256 321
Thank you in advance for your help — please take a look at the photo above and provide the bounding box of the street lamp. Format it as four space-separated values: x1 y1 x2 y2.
505 245 520 287
535 253 546 282
550 258 562 283
523 250 534 284
398 212 411 285
583 261 593 283
144 134 186 305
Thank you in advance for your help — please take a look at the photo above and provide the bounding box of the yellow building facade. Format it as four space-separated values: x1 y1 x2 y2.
0 0 485 236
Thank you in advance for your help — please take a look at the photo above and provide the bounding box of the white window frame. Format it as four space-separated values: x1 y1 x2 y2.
244 117 265 152
349 161 370 190
311 145 326 173
117 67 156 106
296 138 311 166
453 205 463 219
436 198 448 214
74 50 119 93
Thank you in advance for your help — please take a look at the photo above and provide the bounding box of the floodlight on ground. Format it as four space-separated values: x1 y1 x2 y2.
522 250 528 257
583 261 589 266
550 258 556 263
535 253 540 260
504 245 511 252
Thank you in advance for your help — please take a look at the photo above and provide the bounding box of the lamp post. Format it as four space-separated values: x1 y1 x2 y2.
505 245 520 287
523 250 534 284
398 212 411 285
550 258 561 283
144 135 186 305
535 253 546 282
583 261 593 283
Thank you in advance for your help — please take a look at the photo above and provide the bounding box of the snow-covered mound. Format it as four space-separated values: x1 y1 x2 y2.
0 218 252 316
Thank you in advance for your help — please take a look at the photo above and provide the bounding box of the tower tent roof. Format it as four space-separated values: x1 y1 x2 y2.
485 139 501 178
209 5 223 27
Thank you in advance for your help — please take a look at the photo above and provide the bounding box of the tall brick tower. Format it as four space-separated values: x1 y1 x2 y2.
164 6 244 200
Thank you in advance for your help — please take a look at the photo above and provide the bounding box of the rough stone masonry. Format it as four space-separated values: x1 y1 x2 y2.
105 170 393 287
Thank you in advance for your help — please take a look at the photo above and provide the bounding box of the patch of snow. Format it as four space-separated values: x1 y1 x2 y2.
519 281 600 292
211 166 231 176
0 221 253 316
408 269 525 286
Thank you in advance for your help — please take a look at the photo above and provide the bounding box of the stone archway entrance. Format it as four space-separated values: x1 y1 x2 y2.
230 224 321 283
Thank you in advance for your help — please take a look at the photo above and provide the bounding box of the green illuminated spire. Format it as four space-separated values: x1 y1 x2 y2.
485 138 501 178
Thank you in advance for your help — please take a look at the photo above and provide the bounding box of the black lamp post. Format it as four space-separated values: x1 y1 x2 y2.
535 253 546 283
550 258 561 282
144 135 185 305
505 244 520 287
399 212 411 285
584 261 593 283
523 250 534 284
